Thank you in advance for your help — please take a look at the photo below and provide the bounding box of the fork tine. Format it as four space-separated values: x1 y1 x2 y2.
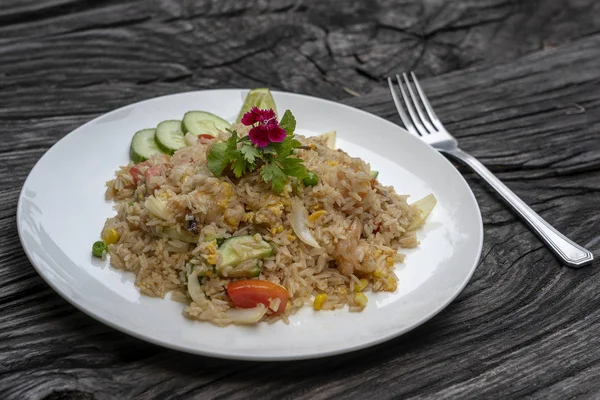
410 72 443 131
396 74 429 136
402 73 435 134
387 77 419 136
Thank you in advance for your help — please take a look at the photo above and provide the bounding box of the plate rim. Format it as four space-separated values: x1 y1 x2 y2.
17 88 484 361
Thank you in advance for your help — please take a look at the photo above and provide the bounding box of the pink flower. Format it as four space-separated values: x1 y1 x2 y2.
241 107 286 148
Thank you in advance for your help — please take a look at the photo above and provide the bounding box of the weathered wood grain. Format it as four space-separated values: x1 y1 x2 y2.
2 0 600 399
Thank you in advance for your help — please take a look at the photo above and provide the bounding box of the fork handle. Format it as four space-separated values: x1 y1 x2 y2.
444 147 594 268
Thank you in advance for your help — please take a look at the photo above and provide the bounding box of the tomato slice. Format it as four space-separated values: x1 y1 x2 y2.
198 134 215 144
129 161 150 185
144 164 163 191
227 280 289 315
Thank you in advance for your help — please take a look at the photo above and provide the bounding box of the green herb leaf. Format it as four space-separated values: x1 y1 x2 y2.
279 110 296 136
227 130 239 153
207 130 241 177
240 144 260 164
261 163 288 194
278 157 308 179
231 151 248 178
207 142 230 176
267 136 301 158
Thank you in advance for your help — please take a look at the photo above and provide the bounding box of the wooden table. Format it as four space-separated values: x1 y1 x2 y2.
2 1 600 398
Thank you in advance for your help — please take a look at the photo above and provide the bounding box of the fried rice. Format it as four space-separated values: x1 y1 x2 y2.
102 124 420 326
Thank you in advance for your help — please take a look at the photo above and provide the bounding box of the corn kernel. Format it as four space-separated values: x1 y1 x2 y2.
277 225 284 233
386 276 398 292
386 256 395 267
373 268 386 278
313 294 327 310
205 254 217 265
269 227 278 235
353 278 369 292
354 292 368 308
308 210 327 223
102 229 120 245
287 234 296 241
374 249 382 258
327 161 339 167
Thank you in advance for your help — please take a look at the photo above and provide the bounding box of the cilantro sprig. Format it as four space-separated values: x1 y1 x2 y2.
207 110 309 194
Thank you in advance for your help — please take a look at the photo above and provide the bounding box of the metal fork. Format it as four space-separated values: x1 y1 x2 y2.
388 72 594 268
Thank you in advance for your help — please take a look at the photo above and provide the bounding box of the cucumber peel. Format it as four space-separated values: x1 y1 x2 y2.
130 128 165 163
181 111 231 137
155 120 185 155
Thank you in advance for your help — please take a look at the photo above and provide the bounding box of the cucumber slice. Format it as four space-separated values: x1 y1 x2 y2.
216 235 273 277
155 120 185 155
130 128 165 163
236 88 277 123
181 111 231 137
218 261 261 279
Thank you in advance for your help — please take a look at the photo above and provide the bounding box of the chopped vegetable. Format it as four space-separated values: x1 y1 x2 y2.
354 292 368 308
145 195 169 220
313 294 327 311
184 132 198 147
159 226 198 243
226 304 268 324
216 235 273 278
290 198 321 248
129 161 149 185
408 194 437 230
92 241 108 258
316 130 336 149
130 128 166 163
155 120 186 155
182 111 231 137
198 134 215 144
353 278 369 292
102 228 120 245
144 164 163 191
370 170 379 179
302 171 319 187
227 280 289 315
187 270 208 306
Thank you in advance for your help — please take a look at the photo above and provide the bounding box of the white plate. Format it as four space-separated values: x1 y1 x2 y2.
17 89 483 361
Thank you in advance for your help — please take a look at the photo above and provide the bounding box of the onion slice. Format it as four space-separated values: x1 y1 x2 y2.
317 130 336 149
145 195 169 220
408 194 437 230
290 198 321 248
184 132 198 146
187 270 209 306
226 304 268 324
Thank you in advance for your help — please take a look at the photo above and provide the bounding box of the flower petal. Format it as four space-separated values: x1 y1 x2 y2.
241 106 262 126
249 126 271 147
261 109 277 121
267 125 286 143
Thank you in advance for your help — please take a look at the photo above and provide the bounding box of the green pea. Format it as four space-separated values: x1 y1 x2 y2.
92 241 108 258
302 171 319 187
